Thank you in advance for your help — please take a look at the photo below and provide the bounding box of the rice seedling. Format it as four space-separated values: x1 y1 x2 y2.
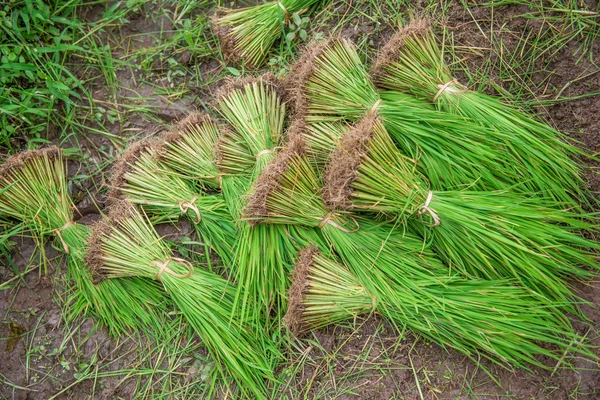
0 147 169 336
321 113 600 313
87 201 280 399
109 138 236 266
215 76 312 324
159 112 222 190
244 138 594 370
371 19 594 210
289 38 590 205
213 0 321 67
285 245 593 371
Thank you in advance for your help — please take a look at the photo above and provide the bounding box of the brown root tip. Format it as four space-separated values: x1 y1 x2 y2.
215 72 285 104
371 18 432 82
85 219 113 283
322 113 379 210
284 246 320 335
243 134 307 223
284 38 335 121
107 138 162 205
0 146 62 180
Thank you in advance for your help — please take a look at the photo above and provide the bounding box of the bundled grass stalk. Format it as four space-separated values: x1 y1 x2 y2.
216 76 311 324
109 139 236 266
213 0 321 67
322 113 600 313
159 112 222 190
289 38 586 200
87 202 280 399
285 246 593 371
371 19 593 209
0 147 169 336
245 140 593 370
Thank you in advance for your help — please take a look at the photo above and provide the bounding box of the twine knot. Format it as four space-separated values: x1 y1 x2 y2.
54 221 75 254
152 257 194 281
179 196 201 224
433 79 468 102
318 211 360 233
417 191 441 227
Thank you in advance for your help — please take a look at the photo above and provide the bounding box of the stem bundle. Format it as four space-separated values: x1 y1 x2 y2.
371 19 593 209
87 202 280 399
322 114 600 312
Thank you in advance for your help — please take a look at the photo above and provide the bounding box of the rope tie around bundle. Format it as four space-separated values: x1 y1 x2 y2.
417 191 441 227
318 211 360 233
54 220 75 254
179 196 202 224
255 149 274 159
153 257 194 281
433 79 468 102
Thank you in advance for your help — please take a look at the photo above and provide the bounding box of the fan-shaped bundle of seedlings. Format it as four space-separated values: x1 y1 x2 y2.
216 76 316 325
0 147 169 336
109 138 236 266
86 202 280 400
245 137 593 370
290 38 592 203
213 0 322 67
321 114 600 314
372 19 593 210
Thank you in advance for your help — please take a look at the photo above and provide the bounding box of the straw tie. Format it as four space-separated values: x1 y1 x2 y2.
433 79 468 102
370 99 382 113
179 196 202 224
153 257 194 281
276 1 291 19
417 191 441 227
318 211 360 233
54 221 75 254
255 149 273 159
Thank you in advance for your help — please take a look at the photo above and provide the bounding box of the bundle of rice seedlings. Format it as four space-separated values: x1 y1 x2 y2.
109 139 236 266
87 202 280 399
216 76 309 323
0 147 169 336
245 140 593 369
322 114 600 312
285 246 593 371
289 38 585 201
371 19 592 209
213 0 321 67
159 112 222 190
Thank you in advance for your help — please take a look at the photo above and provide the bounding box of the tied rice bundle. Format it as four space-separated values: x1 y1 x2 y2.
289 38 588 203
321 114 600 312
216 77 311 323
160 113 222 190
285 246 592 371
87 202 280 400
245 139 591 370
109 139 236 266
213 0 322 67
371 19 593 210
0 147 168 336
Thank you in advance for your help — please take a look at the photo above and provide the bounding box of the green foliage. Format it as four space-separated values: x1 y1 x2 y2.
0 0 85 152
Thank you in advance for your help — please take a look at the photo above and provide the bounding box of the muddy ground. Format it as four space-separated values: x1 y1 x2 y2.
1 0 600 399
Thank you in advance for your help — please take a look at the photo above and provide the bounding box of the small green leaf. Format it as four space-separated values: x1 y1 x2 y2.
286 31 296 42
226 67 240 76
292 12 302 26
299 29 307 41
